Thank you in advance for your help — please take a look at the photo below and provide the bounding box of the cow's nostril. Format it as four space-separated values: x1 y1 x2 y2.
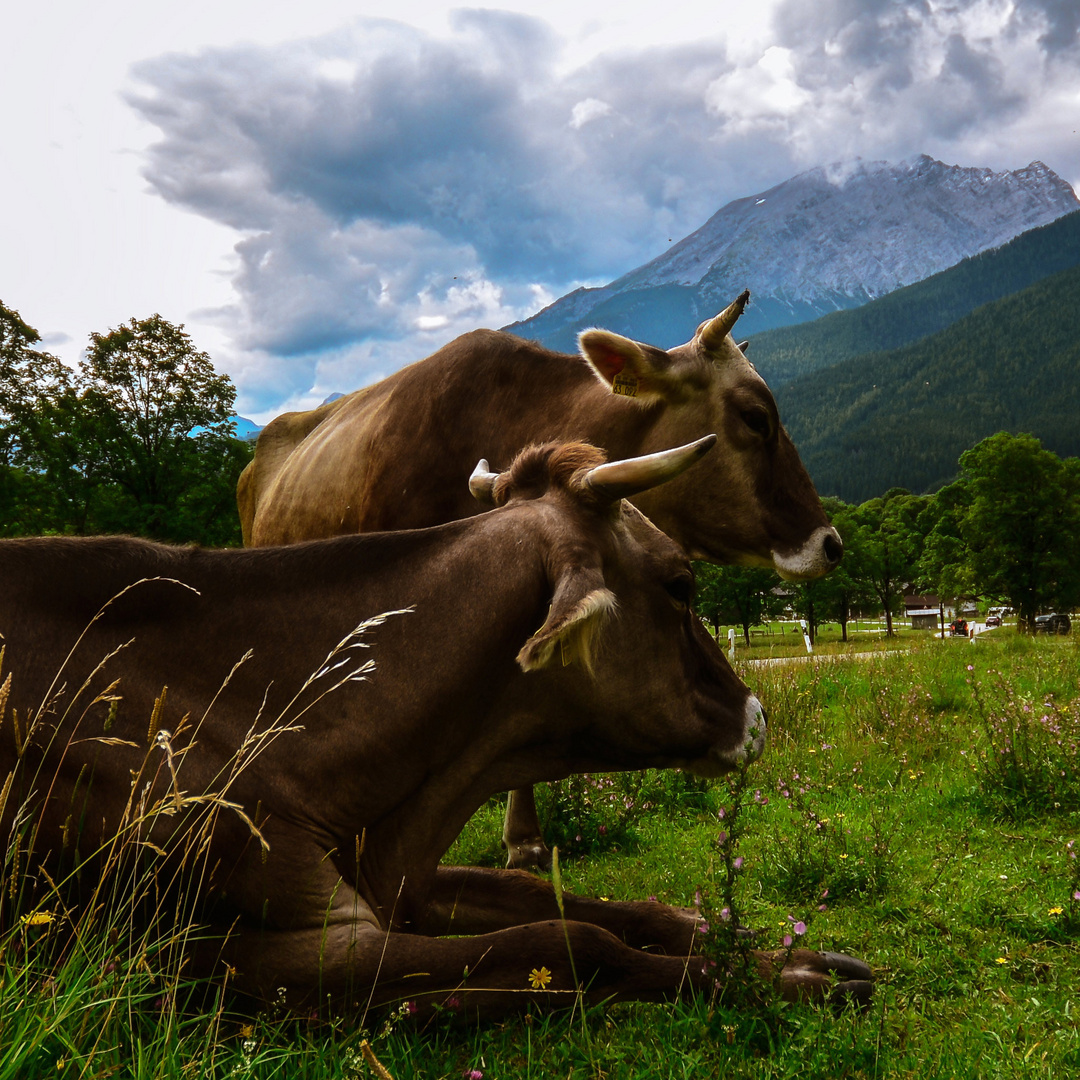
823 531 844 566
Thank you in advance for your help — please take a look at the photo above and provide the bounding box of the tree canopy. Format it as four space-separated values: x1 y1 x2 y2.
955 432 1080 631
690 433 1080 638
0 303 250 545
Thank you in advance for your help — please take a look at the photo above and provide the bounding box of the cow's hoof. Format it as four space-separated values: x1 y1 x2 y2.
819 951 874 1012
504 840 553 872
830 977 875 1012
765 948 874 1008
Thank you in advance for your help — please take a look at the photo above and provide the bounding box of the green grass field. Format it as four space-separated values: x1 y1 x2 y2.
3 633 1079 1078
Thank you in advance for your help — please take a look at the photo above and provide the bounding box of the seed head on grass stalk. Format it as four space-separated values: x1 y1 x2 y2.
1 598 410 1074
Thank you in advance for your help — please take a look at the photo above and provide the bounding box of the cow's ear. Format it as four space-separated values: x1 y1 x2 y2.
517 569 616 675
578 330 676 404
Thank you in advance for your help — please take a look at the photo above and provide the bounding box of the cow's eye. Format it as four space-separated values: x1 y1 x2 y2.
741 407 773 439
664 575 694 610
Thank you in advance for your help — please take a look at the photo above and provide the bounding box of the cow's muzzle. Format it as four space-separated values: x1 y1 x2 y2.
773 526 843 581
688 696 767 777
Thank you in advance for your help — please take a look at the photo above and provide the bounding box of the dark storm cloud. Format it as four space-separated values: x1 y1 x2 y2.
1021 0 1080 52
128 10 764 385
127 3 1078 411
131 14 744 284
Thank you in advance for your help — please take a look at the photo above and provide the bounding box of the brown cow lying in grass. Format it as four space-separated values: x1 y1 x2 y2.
0 438 871 1016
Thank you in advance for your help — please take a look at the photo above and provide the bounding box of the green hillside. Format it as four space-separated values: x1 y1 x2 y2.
751 209 1080 388
776 263 1080 503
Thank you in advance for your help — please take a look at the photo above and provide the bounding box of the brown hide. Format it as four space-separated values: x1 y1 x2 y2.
4 443 839 1014
238 294 841 578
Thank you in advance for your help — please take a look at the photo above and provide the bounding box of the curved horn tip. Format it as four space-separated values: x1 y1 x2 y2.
469 458 499 503
701 290 751 348
582 434 718 502
691 433 718 458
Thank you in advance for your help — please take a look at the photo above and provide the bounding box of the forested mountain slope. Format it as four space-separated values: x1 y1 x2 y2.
751 209 1080 388
776 264 1080 503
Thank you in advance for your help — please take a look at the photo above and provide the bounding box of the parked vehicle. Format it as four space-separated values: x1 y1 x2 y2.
1034 613 1072 635
985 614 1002 628
950 618 969 637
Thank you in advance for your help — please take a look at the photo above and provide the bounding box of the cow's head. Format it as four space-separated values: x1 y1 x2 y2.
577 290 842 580
470 438 766 777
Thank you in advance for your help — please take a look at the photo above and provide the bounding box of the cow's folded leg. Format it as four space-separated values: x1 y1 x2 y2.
419 866 701 955
502 787 552 870
418 869 874 1008
208 917 711 1017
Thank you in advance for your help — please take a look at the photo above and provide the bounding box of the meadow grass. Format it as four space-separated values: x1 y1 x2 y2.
4 633 1080 1078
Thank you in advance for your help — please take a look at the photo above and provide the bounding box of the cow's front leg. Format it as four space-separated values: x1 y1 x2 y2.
208 916 713 1018
419 865 702 954
417 867 873 1010
502 786 552 870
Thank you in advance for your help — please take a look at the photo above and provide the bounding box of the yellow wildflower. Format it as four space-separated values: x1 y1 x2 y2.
21 910 55 927
1049 906 1064 915
528 966 553 989
995 957 1008 965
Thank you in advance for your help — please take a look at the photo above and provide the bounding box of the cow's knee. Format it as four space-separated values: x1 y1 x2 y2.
504 837 553 871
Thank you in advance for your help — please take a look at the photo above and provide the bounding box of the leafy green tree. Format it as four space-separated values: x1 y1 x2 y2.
0 301 74 533
694 563 787 646
790 497 872 643
848 489 926 636
956 432 1080 631
914 483 976 631
5 307 250 544
70 315 245 541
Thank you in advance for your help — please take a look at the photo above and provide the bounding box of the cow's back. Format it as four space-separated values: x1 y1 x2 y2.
239 383 394 545
240 330 606 547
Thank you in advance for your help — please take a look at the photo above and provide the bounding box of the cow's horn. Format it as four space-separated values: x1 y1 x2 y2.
583 434 717 502
699 290 750 352
469 458 499 504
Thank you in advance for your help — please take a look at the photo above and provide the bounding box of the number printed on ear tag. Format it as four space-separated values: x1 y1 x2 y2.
612 373 639 397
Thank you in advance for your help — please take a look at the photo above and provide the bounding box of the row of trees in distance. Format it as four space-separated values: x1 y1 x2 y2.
1 300 250 546
4 298 1078 635
695 431 1080 639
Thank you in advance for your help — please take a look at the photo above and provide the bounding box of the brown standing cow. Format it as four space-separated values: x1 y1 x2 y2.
0 440 871 1016
238 292 842 868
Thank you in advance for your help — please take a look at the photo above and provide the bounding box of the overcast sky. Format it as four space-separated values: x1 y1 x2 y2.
4 0 1078 421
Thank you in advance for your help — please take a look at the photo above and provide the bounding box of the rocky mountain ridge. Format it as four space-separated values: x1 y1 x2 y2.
506 155 1079 351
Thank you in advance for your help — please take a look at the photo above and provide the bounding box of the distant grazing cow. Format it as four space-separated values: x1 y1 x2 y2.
237 292 843 869
0 440 870 1015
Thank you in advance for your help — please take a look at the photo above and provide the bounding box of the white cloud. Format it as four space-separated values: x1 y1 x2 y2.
5 0 1076 420
570 97 614 128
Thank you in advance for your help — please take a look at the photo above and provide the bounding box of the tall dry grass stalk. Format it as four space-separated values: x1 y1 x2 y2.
0 582 408 1075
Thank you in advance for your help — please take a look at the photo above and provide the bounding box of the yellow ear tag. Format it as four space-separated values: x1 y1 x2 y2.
611 373 639 397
